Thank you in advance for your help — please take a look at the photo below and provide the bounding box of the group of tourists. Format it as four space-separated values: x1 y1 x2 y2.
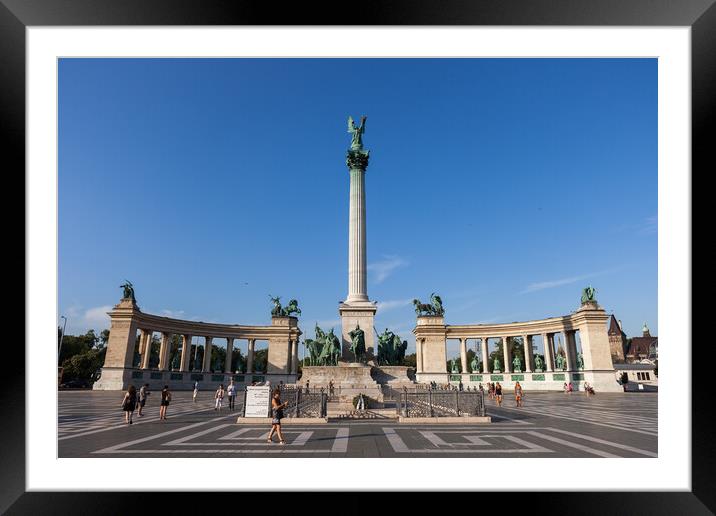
120 383 172 424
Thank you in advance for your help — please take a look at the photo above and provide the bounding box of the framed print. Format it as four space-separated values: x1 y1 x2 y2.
4 0 710 512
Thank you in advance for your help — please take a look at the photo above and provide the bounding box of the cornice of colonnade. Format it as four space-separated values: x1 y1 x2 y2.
107 299 302 339
415 303 608 338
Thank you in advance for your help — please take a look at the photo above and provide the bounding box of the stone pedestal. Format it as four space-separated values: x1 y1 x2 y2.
299 363 383 401
339 301 377 361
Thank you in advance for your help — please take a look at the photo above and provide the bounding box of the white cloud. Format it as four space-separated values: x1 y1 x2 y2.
375 298 413 312
520 266 624 295
160 309 186 318
368 255 408 284
82 305 113 331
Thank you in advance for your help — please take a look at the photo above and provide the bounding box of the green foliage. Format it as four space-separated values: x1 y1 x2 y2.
402 353 416 368
231 348 246 373
253 349 268 372
61 347 106 383
58 329 100 363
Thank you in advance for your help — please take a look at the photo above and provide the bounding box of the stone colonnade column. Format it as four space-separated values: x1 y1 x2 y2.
291 340 299 374
562 329 577 371
202 337 213 372
543 333 554 372
158 332 171 370
562 330 574 371
502 337 511 373
416 339 423 374
523 335 533 373
459 338 468 374
180 334 191 372
141 331 152 369
247 339 255 373
481 338 489 373
225 338 234 373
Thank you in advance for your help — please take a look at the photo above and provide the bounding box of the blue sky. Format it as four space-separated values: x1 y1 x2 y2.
59 58 657 352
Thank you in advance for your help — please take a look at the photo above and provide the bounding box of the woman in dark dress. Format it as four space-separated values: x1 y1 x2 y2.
267 389 288 444
159 385 172 420
121 385 137 424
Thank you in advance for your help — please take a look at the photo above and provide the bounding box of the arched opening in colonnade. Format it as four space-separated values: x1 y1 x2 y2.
209 338 229 373
230 340 247 374
445 338 461 373
508 337 527 373
148 332 161 369
131 331 142 368
532 334 547 371
252 340 269 374
486 338 504 373
188 336 204 371
466 338 481 373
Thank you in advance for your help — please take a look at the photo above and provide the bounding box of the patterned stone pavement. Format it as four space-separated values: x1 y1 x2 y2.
58 390 657 458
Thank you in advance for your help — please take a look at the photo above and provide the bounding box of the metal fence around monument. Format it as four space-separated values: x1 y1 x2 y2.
399 387 485 418
277 385 327 418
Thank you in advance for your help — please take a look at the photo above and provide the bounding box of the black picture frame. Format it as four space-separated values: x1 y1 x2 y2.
4 0 708 513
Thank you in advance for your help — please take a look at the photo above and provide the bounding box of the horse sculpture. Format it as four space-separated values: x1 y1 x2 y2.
413 292 446 316
283 299 301 317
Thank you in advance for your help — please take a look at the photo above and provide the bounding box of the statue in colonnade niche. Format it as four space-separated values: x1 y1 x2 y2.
493 356 501 372
450 358 459 374
470 355 480 373
534 355 544 372
577 352 584 370
512 356 522 372
555 353 566 371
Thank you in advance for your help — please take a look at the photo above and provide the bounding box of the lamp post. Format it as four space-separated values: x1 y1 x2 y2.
58 315 67 365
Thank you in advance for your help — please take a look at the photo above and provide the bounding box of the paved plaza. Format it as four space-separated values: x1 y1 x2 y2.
59 390 657 458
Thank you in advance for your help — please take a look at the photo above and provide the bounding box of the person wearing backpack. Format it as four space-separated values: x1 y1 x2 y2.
159 385 172 420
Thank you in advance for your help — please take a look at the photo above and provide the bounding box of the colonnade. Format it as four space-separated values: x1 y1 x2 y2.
412 302 622 392
425 330 579 375
94 297 302 390
136 331 301 375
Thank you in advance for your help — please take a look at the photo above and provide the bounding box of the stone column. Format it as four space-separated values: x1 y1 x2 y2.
481 338 489 373
502 337 511 373
141 331 153 369
158 332 171 371
523 335 533 373
180 334 191 372
291 340 299 374
543 333 554 372
415 339 423 374
563 330 574 371
346 147 370 304
202 337 213 372
246 339 255 373
225 338 234 373
459 338 468 374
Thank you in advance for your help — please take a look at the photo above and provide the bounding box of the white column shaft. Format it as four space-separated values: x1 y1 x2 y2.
347 168 368 302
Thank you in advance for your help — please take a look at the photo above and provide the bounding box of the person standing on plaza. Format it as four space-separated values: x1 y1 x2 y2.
193 381 199 403
267 388 288 444
214 384 225 410
227 380 237 411
121 385 137 424
159 385 171 420
563 382 568 393
329 379 335 397
514 381 524 407
137 383 150 417
495 382 503 407
568 381 574 394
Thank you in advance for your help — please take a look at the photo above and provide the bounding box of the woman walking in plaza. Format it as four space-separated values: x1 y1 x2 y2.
514 381 524 407
227 380 237 411
495 382 503 407
121 385 137 424
159 385 171 420
193 381 199 403
215 384 225 410
267 388 289 444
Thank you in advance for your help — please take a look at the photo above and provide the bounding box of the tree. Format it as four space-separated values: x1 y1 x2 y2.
61 347 106 384
488 340 504 372
253 349 268 372
402 353 416 368
230 348 246 373
58 330 100 364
